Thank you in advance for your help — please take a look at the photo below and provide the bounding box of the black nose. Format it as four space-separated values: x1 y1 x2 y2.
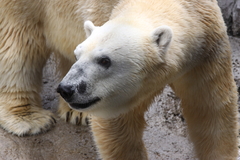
57 84 74 100
77 81 87 94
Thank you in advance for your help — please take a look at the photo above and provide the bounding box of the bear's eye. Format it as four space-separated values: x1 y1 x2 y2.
97 56 111 69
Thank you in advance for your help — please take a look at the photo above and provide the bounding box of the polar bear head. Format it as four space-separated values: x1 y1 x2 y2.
57 20 172 118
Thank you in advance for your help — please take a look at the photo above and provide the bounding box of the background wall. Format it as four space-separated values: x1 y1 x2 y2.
218 0 240 36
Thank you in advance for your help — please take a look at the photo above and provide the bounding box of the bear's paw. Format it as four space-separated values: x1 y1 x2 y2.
58 98 89 125
0 106 56 136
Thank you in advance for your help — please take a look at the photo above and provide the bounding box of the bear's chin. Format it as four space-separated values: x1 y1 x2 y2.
69 97 101 109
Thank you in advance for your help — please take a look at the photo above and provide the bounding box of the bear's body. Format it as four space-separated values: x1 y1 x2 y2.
58 0 239 159
0 0 119 135
1 0 238 159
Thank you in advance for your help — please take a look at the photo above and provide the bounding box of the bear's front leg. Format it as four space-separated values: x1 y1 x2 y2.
172 57 239 160
0 18 56 136
90 106 148 160
0 60 56 136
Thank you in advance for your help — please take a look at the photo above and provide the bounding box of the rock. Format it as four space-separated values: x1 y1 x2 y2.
218 0 240 36
232 1 240 36
231 36 240 107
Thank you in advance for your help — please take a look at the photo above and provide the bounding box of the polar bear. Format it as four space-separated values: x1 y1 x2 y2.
57 0 239 159
0 0 120 136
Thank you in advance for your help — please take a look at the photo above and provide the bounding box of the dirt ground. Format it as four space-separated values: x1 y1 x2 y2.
0 36 239 160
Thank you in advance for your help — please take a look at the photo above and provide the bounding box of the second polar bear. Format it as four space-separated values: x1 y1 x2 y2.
58 0 238 159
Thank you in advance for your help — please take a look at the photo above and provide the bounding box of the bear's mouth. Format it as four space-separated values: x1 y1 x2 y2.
70 97 101 109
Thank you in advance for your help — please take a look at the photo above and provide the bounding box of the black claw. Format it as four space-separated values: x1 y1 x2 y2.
85 117 89 125
79 112 82 125
66 111 70 122
51 116 57 124
75 116 79 125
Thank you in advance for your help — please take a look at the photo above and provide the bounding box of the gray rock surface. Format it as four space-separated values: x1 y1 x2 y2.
0 37 239 160
218 0 240 36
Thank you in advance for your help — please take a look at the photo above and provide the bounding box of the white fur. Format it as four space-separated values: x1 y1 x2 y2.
84 20 96 37
152 25 172 53
61 21 173 118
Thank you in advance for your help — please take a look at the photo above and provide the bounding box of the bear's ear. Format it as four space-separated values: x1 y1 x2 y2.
84 21 96 37
152 25 172 53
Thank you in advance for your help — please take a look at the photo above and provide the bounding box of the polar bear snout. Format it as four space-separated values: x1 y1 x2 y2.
57 80 102 110
57 83 75 100
57 81 88 99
